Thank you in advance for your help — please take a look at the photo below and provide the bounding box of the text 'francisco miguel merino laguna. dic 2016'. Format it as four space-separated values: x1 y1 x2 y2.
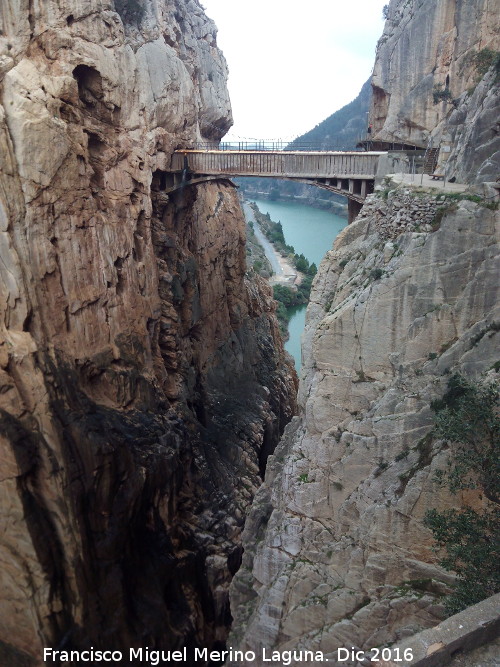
43 646 415 664
43 647 336 665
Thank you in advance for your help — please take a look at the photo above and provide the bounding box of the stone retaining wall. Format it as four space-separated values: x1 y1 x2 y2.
369 593 500 667
360 188 446 239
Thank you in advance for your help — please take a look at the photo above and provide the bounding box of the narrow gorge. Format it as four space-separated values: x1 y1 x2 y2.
0 0 499 666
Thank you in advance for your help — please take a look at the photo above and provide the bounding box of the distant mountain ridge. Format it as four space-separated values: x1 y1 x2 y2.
287 78 371 150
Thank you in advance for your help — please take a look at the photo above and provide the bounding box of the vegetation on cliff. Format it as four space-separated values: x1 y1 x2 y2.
425 373 500 614
245 221 273 277
466 48 500 85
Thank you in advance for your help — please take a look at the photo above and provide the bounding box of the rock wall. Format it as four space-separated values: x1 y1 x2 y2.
371 0 500 181
0 1 296 662
230 188 499 664
446 67 500 186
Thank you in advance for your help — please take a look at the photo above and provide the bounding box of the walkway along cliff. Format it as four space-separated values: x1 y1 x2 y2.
229 0 500 662
0 1 297 662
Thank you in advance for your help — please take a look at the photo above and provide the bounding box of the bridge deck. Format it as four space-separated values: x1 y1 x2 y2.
171 150 386 180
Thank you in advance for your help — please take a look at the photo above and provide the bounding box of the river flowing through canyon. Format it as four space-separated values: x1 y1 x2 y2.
245 197 347 368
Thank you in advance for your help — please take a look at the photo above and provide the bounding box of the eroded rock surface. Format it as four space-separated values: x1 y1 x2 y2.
371 0 500 182
0 1 296 662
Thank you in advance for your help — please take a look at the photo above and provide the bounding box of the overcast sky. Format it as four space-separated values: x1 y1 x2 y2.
202 0 388 141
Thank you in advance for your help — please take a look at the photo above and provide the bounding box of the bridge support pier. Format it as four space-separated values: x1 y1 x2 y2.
348 199 363 223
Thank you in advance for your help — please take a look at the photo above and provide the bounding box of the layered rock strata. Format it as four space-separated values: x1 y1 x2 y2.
230 189 499 663
0 1 296 662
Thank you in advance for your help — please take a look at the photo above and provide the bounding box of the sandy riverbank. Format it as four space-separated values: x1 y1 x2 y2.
272 253 303 286
242 201 302 286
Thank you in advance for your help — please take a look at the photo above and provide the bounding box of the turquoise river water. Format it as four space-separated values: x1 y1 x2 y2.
250 198 347 371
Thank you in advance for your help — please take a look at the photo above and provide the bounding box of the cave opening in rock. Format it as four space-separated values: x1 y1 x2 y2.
73 64 103 107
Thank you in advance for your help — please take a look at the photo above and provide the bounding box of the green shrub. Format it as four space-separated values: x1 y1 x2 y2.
439 192 498 211
432 84 453 105
431 203 455 231
424 374 500 614
275 302 290 337
294 254 309 273
472 48 500 80
308 262 318 276
395 447 410 462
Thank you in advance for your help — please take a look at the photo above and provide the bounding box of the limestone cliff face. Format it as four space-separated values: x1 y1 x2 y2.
229 2 500 658
0 1 296 662
230 190 499 664
371 0 500 181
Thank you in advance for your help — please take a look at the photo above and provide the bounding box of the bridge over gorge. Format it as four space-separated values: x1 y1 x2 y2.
160 149 389 222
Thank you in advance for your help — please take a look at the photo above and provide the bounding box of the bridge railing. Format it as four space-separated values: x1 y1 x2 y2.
192 141 362 151
189 139 424 152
